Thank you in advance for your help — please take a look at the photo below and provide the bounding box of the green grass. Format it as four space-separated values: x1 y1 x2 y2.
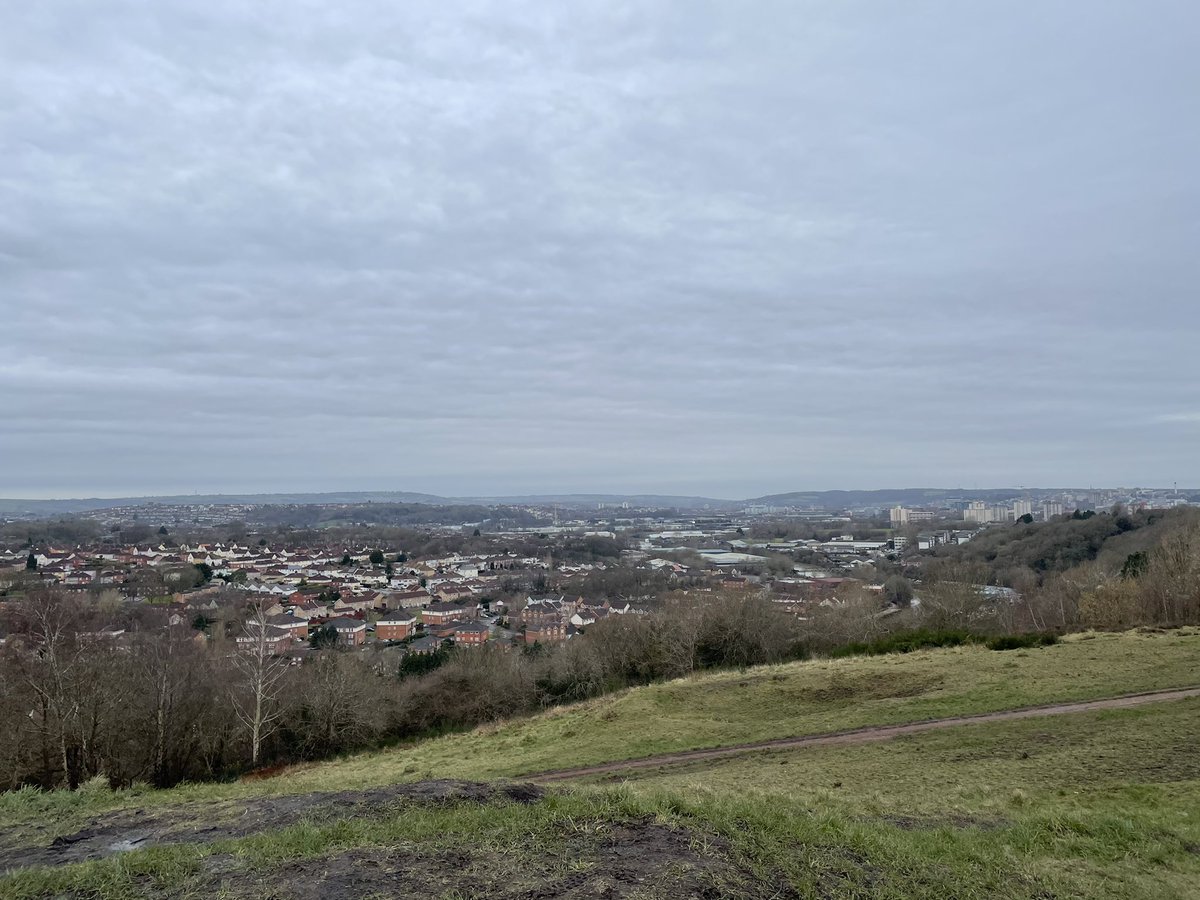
271 626 1200 787
7 705 1200 899
609 696 1200 811
2 628 1200 897
2 627 1197 833
608 697 1200 898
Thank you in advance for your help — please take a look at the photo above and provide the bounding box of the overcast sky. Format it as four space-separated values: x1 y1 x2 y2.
3 1 1198 499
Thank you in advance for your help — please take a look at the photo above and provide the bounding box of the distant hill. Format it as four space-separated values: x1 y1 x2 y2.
456 494 738 509
0 490 737 518
4 487 1167 519
0 491 449 516
748 488 1024 507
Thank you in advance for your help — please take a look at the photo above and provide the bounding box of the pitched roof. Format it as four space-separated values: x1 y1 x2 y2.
378 612 416 625
426 601 472 613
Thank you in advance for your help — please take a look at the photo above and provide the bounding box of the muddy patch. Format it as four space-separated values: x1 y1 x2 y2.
0 780 543 873
146 820 796 900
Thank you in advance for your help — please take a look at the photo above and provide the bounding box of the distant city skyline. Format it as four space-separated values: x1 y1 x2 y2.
4 2 1198 499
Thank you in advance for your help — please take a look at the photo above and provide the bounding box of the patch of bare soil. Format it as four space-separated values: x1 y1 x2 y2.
0 780 543 873
179 820 796 900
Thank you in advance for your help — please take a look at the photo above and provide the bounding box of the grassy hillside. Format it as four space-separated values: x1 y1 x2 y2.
287 628 1199 789
2 628 1199 898
3 629 1197 820
616 696 1200 807
609 698 1200 897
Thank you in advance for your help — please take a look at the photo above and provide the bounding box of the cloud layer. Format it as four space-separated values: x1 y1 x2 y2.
3 1 1198 497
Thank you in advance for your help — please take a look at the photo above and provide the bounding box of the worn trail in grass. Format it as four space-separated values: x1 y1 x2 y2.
611 695 1200 898
276 627 1200 790
526 685 1200 781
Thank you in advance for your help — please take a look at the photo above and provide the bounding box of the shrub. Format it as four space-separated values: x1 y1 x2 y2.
828 628 1059 658
985 633 1059 651
828 629 982 658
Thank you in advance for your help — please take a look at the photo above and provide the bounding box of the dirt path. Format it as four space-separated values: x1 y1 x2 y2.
526 686 1200 783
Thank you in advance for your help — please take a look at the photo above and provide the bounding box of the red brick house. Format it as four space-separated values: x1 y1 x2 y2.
520 597 564 628
375 611 417 642
422 601 477 625
327 616 367 646
452 622 489 647
267 614 309 640
235 628 293 656
427 621 461 640
525 621 567 644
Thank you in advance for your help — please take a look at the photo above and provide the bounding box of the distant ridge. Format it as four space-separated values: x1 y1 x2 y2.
0 491 738 515
0 486 1141 518
0 491 448 516
456 494 737 509
747 488 1025 506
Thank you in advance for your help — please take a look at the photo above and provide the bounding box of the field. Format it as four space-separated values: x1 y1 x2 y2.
1 627 1199 898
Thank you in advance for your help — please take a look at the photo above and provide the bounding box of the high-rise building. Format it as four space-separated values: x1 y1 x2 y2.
1013 500 1034 518
964 501 989 524
890 506 909 526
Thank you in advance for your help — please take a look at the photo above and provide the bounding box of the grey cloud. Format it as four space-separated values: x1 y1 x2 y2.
2 1 1198 497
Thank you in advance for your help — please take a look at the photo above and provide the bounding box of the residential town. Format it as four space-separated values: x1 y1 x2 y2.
3 487 1194 662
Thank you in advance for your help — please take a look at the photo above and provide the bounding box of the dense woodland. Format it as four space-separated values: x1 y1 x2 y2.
931 506 1178 578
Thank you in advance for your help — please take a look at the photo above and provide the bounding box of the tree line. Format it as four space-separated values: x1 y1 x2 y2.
0 591 802 792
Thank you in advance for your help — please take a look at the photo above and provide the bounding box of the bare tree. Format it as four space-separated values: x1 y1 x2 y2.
1142 523 1200 625
9 592 90 788
228 605 289 766
129 625 214 786
658 598 705 676
287 652 390 757
804 584 895 650
0 643 39 790
698 593 800 668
